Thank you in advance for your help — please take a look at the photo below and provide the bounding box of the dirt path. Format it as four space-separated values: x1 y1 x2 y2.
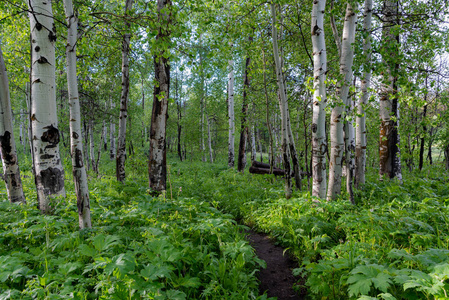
247 230 306 300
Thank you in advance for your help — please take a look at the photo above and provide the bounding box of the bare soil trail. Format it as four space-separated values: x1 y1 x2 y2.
246 230 307 299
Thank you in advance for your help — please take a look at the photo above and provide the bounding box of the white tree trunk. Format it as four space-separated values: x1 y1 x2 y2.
355 0 372 188
89 118 95 172
63 0 91 228
110 97 116 160
228 57 235 167
28 0 66 213
250 124 256 163
0 45 26 204
327 3 357 200
345 97 356 204
207 114 213 163
102 119 107 151
271 4 292 198
116 0 133 182
311 0 327 199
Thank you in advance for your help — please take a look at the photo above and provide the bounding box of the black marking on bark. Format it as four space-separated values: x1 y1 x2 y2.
38 167 64 195
45 144 56 149
33 79 41 84
72 132 79 139
48 31 57 42
40 154 55 160
74 148 83 168
0 131 14 163
37 57 50 64
35 46 40 52
312 123 318 133
41 125 60 144
36 22 43 31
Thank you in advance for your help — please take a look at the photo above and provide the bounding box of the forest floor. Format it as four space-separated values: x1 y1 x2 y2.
246 230 306 300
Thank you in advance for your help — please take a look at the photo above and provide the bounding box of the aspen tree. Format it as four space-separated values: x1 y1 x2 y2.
327 3 357 200
228 56 235 167
271 3 292 198
149 0 172 192
116 0 134 182
63 0 91 228
0 45 25 204
109 97 116 160
311 0 327 199
28 0 66 213
355 0 372 187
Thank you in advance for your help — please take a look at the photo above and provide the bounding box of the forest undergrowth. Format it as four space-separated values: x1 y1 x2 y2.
1 152 449 299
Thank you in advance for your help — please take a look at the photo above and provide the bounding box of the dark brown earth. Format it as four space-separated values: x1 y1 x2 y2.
247 230 306 300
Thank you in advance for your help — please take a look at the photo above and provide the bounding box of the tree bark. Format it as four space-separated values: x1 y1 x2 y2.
327 2 357 200
149 0 171 193
379 0 402 181
207 114 213 163
116 0 133 182
237 38 252 173
228 56 235 167
63 0 91 228
271 4 292 198
311 0 328 199
28 0 66 213
419 76 428 171
109 96 116 160
0 46 26 204
355 0 372 188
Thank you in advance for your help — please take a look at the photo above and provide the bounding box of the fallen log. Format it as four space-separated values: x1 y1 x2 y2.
249 166 285 176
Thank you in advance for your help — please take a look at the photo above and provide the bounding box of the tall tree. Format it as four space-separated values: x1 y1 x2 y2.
148 0 172 192
0 45 26 204
237 37 252 173
271 3 292 198
327 2 357 200
227 55 235 168
379 0 402 181
355 0 372 188
28 0 66 213
63 0 91 228
311 0 327 199
116 0 134 182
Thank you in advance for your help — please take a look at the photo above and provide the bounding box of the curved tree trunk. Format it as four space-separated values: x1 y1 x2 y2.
63 0 91 228
379 0 402 181
116 0 133 182
355 0 372 188
148 0 171 193
311 0 327 199
0 46 26 204
28 0 66 213
327 2 357 200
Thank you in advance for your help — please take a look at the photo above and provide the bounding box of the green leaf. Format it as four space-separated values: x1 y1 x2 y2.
140 264 174 281
348 278 372 297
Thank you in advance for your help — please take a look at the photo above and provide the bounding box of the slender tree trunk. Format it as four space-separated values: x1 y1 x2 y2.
149 0 171 193
262 50 274 172
355 0 372 188
345 97 356 204
379 0 402 181
0 46 26 204
228 57 235 167
28 0 66 213
257 126 263 162
176 73 183 161
207 114 213 163
109 96 116 160
311 0 328 198
271 4 292 197
250 124 257 164
427 128 433 165
102 120 107 151
419 76 428 171
237 38 252 173
63 0 91 228
327 3 357 200
89 119 95 172
116 0 133 182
